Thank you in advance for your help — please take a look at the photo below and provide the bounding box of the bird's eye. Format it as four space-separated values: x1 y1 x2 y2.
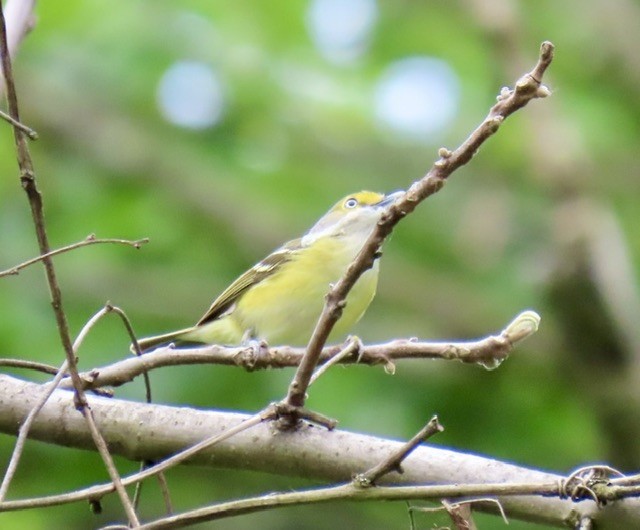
344 197 358 209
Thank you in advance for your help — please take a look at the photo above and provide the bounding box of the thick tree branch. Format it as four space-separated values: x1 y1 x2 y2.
0 374 637 529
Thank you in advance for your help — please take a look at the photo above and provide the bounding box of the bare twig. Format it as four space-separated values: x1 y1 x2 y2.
0 358 69 501
109 302 173 513
0 234 149 278
308 336 362 386
610 473 640 487
0 6 139 525
0 358 59 375
0 108 37 138
69 310 539 391
353 416 443 487
117 480 578 530
106 304 153 402
282 42 555 418
1 304 121 502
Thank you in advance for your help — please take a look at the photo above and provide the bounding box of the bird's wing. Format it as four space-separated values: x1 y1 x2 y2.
196 238 302 325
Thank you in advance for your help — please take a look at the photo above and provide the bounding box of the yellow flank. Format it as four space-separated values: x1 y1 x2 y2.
136 190 401 351
188 237 378 346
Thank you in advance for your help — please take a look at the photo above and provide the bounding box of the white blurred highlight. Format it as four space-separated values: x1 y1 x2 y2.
157 61 226 130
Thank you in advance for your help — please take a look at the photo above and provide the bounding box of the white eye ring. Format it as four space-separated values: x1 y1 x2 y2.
344 197 358 209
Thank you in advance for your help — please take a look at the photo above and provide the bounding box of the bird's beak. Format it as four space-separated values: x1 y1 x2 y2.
376 190 404 208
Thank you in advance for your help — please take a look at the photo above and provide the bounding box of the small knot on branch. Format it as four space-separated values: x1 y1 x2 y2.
273 401 338 431
559 465 624 506
486 115 504 132
438 147 452 158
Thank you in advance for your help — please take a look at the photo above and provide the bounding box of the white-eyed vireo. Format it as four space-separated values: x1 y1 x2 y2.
137 190 402 350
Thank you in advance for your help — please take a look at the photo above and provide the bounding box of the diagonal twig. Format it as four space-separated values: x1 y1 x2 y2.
308 336 362 386
110 304 174 514
281 42 555 421
0 5 140 526
353 416 444 487
0 358 69 501
0 107 37 138
1 304 121 501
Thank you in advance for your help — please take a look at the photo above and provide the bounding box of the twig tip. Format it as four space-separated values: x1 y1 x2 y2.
504 310 541 344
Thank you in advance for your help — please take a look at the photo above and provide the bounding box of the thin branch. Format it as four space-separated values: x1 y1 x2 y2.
107 304 154 402
0 306 140 522
0 358 68 501
282 42 555 416
126 481 577 530
610 473 640 487
0 358 59 375
308 336 362 386
353 416 444 487
69 310 539 391
1 305 117 501
0 234 149 278
108 304 173 513
0 7 139 523
0 107 37 138
69 307 141 525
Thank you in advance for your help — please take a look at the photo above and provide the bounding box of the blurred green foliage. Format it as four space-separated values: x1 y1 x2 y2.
1 1 639 528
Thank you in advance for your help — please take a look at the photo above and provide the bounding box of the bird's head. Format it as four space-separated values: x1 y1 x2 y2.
304 190 403 244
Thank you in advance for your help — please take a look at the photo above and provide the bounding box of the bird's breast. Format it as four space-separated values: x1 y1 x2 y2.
234 236 379 345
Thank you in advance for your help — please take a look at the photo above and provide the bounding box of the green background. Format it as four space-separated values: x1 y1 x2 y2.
1 1 639 528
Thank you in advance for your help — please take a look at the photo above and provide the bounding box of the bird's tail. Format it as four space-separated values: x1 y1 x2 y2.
132 327 195 353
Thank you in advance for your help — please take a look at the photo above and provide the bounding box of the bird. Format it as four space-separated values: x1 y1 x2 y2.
135 190 402 351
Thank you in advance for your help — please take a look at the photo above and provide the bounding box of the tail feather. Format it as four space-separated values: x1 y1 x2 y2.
133 327 195 352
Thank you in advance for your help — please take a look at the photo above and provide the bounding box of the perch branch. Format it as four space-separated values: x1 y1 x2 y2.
70 310 539 391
